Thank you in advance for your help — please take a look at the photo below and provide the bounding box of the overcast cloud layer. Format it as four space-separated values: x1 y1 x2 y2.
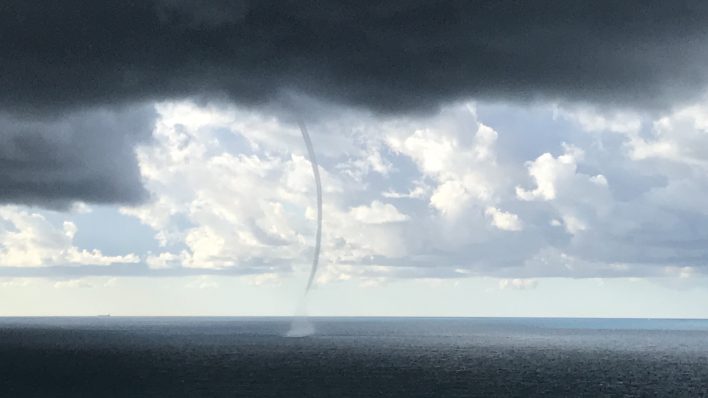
4 0 708 114
3 1 708 205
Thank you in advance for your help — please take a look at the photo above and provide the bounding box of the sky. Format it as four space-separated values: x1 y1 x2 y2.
2 1 708 317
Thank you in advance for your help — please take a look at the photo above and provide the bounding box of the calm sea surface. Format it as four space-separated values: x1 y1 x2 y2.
1 317 707 397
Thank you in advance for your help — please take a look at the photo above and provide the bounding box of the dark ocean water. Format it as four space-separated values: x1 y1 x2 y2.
1 317 707 397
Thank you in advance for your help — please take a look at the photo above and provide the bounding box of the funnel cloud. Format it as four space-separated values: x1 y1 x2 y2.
298 120 323 293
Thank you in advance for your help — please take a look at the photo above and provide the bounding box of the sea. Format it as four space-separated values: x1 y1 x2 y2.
1 317 707 397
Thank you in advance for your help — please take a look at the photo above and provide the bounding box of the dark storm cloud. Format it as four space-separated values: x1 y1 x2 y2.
2 0 708 205
3 0 708 114
0 105 155 207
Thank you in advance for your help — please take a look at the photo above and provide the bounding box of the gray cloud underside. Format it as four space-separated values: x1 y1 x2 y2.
0 105 155 207
3 0 708 115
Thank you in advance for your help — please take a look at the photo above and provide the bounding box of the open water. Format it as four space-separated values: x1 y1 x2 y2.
1 317 707 397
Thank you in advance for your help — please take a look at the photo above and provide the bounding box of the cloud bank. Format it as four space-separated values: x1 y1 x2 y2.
56 98 701 281
2 97 708 281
